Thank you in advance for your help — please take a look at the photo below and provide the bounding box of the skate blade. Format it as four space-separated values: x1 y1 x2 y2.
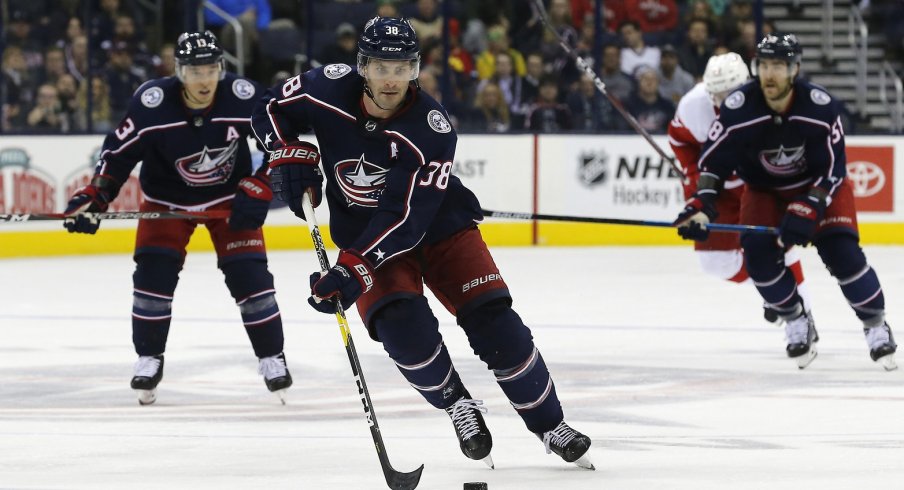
136 389 157 405
573 454 595 470
794 347 818 370
275 389 288 405
877 353 898 371
480 454 494 469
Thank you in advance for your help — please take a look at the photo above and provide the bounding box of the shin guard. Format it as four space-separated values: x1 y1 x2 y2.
132 254 180 356
222 259 284 358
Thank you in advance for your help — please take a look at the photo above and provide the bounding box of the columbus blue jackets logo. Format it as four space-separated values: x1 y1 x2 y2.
428 110 451 133
758 144 806 176
232 79 255 100
175 141 238 186
335 154 389 207
324 64 352 79
141 87 164 108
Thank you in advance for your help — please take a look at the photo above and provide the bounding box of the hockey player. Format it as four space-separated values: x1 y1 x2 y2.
675 33 897 370
251 17 593 469
62 31 293 405
668 52 812 324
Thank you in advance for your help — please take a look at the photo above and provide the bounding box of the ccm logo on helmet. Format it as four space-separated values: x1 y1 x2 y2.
382 47 403 51
268 147 319 162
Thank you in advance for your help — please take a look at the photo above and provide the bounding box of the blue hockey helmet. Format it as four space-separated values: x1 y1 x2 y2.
175 30 225 81
357 17 420 81
755 33 802 65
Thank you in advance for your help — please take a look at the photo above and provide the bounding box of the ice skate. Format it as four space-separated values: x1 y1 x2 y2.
536 420 594 470
130 355 164 405
259 353 293 404
784 309 818 369
865 323 897 371
444 391 494 468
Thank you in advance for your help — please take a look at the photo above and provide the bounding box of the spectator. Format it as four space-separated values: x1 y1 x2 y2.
520 52 546 112
55 73 80 124
463 81 512 133
729 20 758 66
538 0 580 85
7 10 45 72
409 0 444 43
445 19 476 79
476 51 524 116
75 75 113 133
152 43 176 78
2 46 33 131
625 0 679 34
684 0 722 40
600 44 634 102
720 0 754 44
476 24 527 80
27 83 70 133
658 44 695 103
203 0 272 67
376 0 401 18
619 20 661 76
100 14 152 72
677 19 714 79
66 35 90 84
318 23 359 67
625 65 675 133
566 74 627 131
525 75 573 132
104 42 144 121
39 47 69 87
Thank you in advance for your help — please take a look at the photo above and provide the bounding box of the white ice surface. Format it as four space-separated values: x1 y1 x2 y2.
1 245 902 490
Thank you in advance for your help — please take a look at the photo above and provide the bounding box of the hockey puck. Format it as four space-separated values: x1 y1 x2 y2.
463 483 487 490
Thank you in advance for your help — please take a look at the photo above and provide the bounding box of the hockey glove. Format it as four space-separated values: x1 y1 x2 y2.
268 140 323 218
63 180 115 234
229 174 273 230
780 188 828 246
308 250 374 314
674 193 718 241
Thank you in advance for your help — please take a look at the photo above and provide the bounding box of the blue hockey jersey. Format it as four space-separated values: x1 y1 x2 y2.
96 73 262 209
698 79 847 198
251 64 483 268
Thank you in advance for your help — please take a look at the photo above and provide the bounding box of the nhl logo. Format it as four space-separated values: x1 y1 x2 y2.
140 87 164 108
578 150 608 187
364 120 378 131
324 63 352 79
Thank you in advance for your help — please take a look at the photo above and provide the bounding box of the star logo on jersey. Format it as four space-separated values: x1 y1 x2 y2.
335 154 389 207
759 144 806 176
174 140 238 186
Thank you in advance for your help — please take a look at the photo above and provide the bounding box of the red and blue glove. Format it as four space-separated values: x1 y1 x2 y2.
674 193 718 241
63 179 115 234
308 250 374 314
229 173 273 230
268 140 323 217
780 188 828 246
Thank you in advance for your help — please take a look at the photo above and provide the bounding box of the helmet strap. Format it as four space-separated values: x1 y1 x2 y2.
362 79 400 112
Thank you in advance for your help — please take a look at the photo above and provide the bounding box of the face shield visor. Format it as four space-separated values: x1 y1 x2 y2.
176 59 225 83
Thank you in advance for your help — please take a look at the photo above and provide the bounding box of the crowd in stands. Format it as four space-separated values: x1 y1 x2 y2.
1 0 899 135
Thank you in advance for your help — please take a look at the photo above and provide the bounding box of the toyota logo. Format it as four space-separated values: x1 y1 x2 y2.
846 160 885 197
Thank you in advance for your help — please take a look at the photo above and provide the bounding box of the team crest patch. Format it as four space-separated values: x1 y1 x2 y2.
428 110 451 133
810 89 831 105
724 91 745 109
140 87 164 108
232 79 255 100
324 63 352 79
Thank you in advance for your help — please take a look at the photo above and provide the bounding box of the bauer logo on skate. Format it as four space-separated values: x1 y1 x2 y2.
462 273 502 293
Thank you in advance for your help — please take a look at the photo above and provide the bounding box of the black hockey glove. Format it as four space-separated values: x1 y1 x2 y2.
308 250 374 314
63 176 116 234
674 193 718 241
268 140 323 218
229 173 272 230
780 187 828 246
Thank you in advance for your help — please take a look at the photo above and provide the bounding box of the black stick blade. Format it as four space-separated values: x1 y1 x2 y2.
385 464 424 490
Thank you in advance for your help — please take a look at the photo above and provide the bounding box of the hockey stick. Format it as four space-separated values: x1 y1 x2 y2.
482 209 778 234
300 192 424 490
0 210 231 223
530 0 688 183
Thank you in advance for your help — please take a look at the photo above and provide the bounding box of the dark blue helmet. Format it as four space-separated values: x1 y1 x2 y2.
175 30 225 81
755 33 802 65
358 17 420 61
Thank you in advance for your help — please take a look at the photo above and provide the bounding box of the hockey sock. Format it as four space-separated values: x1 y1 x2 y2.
222 259 283 358
816 234 885 321
132 253 180 356
494 348 564 434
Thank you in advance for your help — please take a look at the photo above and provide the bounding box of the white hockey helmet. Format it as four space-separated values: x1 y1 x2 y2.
703 52 749 105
